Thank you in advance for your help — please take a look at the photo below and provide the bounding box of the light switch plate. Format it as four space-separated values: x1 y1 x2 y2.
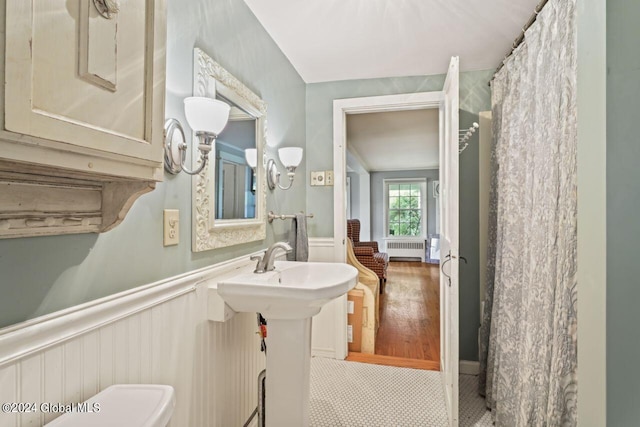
163 209 179 246
311 171 325 186
325 170 334 186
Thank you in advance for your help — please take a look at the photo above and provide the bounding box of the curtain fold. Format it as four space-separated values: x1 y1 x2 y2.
478 0 578 425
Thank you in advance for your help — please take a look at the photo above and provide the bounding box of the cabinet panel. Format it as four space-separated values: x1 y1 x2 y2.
0 0 166 238
4 0 163 163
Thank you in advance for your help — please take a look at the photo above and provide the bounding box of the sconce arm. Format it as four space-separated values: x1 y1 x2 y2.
267 159 298 190
179 153 208 176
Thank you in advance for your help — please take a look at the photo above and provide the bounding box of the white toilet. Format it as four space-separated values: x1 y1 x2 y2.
45 384 175 427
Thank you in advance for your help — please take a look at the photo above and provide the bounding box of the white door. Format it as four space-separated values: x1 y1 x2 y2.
439 56 460 426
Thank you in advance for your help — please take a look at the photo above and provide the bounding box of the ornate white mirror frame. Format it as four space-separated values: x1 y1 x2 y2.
191 48 266 252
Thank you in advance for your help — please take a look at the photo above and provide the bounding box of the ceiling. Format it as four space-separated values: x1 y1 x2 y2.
347 109 439 172
244 0 541 83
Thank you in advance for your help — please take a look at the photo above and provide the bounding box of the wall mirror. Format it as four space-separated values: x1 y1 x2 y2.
192 48 266 252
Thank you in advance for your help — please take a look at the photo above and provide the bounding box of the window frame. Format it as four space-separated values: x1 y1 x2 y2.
383 178 427 238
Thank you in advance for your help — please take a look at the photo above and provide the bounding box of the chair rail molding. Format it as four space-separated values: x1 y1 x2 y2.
0 251 261 367
0 251 265 426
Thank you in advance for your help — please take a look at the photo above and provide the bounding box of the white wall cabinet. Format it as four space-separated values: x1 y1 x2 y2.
0 0 167 238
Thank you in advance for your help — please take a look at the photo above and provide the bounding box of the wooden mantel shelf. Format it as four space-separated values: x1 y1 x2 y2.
0 159 155 239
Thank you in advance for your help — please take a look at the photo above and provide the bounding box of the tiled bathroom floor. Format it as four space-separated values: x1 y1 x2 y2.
309 357 493 427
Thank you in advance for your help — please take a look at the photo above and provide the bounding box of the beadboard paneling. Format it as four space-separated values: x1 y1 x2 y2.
0 364 17 427
81 332 100 401
18 355 42 426
209 312 266 426
0 253 265 427
43 346 63 424
308 238 348 360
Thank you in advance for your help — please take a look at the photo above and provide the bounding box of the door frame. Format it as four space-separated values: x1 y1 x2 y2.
333 91 443 261
331 91 443 359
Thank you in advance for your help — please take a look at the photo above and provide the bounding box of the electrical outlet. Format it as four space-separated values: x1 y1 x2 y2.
325 170 334 186
163 209 179 246
311 171 325 186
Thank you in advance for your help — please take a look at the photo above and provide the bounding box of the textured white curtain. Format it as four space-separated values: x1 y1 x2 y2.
478 0 578 425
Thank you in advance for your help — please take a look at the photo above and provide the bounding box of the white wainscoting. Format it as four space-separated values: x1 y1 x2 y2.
0 254 265 427
308 238 347 360
307 237 336 263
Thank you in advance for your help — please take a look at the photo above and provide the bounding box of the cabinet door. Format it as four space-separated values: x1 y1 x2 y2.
4 0 165 165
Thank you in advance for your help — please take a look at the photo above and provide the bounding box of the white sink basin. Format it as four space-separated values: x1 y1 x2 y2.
217 261 358 319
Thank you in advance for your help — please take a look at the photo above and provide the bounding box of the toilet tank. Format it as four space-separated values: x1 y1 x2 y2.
44 384 175 427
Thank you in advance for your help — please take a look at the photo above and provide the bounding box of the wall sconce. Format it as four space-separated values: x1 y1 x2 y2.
164 97 231 175
267 147 303 190
245 148 258 171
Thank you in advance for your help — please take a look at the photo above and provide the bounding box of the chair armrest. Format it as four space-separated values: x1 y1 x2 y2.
355 241 380 253
353 246 375 257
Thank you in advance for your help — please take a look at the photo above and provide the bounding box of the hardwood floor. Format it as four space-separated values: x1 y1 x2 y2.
348 261 440 370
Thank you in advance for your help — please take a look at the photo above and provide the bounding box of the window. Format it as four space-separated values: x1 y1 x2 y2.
385 180 426 237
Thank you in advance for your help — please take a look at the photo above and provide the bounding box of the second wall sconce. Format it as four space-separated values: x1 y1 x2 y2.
164 97 231 175
267 147 303 190
245 148 258 171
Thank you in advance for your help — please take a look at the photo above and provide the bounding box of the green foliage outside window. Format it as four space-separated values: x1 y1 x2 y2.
388 183 421 236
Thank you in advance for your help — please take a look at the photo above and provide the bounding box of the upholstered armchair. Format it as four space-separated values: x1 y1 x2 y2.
347 219 389 291
348 219 381 252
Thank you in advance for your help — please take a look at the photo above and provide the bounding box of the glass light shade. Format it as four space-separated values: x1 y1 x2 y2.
278 147 303 168
245 148 257 168
183 97 230 134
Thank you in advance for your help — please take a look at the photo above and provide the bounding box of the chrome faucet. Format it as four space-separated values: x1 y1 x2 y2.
251 242 293 273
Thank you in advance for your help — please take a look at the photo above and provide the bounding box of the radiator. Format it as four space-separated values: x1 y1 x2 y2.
384 238 426 261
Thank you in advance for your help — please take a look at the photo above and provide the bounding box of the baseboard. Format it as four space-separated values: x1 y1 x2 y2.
459 360 480 375
311 348 337 359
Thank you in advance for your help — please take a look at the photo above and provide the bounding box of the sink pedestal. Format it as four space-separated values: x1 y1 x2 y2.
216 261 358 427
265 318 312 427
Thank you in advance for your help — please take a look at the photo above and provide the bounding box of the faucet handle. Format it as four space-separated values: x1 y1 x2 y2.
250 255 262 261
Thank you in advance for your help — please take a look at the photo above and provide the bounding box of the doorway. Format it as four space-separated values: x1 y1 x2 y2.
331 59 461 425
331 92 445 365
342 107 441 370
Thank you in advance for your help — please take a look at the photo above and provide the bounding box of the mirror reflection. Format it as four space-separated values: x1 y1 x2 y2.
214 96 257 220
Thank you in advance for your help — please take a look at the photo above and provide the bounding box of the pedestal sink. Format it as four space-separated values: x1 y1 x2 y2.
218 261 358 427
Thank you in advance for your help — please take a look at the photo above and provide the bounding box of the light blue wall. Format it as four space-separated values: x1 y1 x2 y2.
347 172 361 220
305 70 492 361
607 0 640 424
308 76 439 237
369 169 439 245
458 109 481 361
306 71 492 238
0 0 306 329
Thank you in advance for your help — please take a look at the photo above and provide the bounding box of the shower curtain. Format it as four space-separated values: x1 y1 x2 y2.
478 0 578 425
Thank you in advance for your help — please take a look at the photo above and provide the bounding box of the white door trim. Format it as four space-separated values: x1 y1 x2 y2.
333 91 444 263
